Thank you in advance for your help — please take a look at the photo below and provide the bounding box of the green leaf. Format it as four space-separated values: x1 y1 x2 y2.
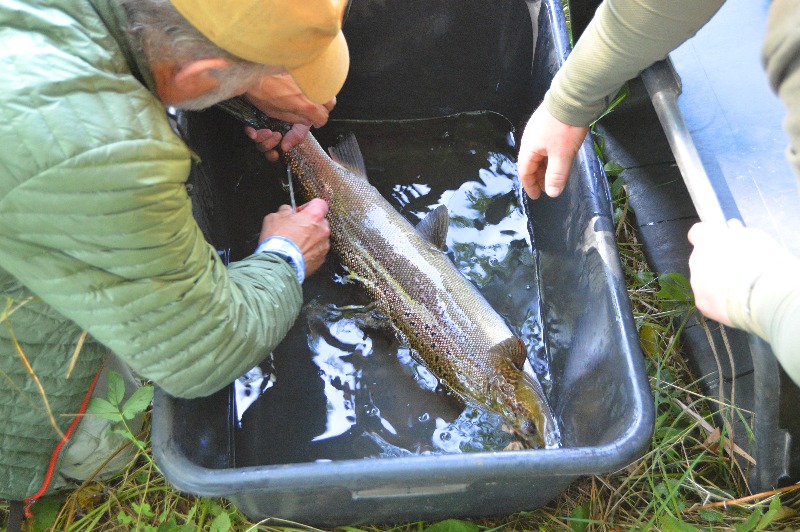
122 385 154 419
634 271 656 286
87 397 122 422
207 499 225 516
591 131 606 158
423 519 480 532
609 176 625 201
734 508 763 532
116 511 134 525
157 519 180 532
697 508 724 523
184 502 198 524
659 514 699 532
756 497 781 530
30 493 67 532
604 161 625 178
569 502 590 532
209 510 232 532
107 370 125 406
657 273 694 304
133 501 155 518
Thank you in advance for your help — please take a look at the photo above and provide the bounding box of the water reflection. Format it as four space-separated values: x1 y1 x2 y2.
233 356 275 428
304 303 466 454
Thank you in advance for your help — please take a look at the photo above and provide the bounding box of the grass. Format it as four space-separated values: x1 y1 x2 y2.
4 159 800 531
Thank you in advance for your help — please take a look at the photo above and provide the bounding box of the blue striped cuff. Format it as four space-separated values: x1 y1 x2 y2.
255 236 305 285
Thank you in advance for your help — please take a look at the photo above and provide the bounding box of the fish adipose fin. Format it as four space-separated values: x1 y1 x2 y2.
415 205 449 250
489 337 528 370
328 132 369 180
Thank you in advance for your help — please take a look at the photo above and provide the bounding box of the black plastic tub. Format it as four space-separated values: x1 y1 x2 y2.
151 0 654 526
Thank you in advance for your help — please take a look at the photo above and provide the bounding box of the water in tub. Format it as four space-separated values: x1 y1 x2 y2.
231 112 558 465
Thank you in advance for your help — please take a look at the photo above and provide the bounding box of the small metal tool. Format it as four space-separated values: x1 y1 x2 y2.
284 164 297 213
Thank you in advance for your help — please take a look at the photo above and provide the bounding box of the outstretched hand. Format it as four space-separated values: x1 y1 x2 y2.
517 104 589 200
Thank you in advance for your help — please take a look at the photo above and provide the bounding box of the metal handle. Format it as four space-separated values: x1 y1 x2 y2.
641 59 728 225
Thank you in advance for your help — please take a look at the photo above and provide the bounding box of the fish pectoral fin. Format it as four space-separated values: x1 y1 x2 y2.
415 205 449 250
328 132 369 180
488 337 528 370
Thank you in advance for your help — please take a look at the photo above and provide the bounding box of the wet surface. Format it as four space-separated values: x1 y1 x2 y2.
230 112 552 466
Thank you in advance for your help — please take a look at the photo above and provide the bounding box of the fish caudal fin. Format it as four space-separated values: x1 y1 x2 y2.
415 205 449 250
328 132 369 180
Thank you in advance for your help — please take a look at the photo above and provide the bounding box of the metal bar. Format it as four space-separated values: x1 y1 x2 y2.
643 59 793 491
641 59 728 225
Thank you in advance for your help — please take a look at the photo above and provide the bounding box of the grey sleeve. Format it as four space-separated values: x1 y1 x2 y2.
762 0 800 186
544 0 725 126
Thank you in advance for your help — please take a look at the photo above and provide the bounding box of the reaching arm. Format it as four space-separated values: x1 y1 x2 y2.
688 221 800 387
518 0 725 199
0 135 305 399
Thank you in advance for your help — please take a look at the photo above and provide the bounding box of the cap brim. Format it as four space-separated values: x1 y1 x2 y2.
288 31 349 105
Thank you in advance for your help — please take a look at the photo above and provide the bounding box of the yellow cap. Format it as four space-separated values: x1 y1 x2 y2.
169 0 349 104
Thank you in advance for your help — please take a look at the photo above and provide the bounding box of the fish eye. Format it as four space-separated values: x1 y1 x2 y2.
520 420 537 436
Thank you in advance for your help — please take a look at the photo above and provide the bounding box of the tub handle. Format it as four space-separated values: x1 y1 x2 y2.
641 59 728 225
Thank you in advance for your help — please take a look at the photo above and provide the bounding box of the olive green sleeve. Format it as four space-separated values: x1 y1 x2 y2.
727 258 800 386
748 0 800 386
762 0 800 186
544 0 725 126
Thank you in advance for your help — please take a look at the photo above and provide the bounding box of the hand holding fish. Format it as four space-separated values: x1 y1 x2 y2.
517 104 588 200
259 198 331 277
245 124 311 163
244 74 336 162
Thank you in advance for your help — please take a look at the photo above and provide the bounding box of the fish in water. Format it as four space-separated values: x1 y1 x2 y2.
219 99 557 449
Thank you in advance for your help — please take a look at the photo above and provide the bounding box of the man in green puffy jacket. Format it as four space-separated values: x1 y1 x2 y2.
516 0 800 387
0 0 348 514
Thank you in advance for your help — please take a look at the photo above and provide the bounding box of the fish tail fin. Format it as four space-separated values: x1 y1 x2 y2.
328 132 369 180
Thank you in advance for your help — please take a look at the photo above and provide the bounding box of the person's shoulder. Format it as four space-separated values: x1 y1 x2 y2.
0 1 184 183
1 0 136 98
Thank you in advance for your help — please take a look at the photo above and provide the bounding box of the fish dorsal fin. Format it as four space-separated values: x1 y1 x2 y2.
328 132 368 180
489 337 528 370
415 205 449 250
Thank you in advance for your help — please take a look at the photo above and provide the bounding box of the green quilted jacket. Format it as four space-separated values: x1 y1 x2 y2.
0 0 302 501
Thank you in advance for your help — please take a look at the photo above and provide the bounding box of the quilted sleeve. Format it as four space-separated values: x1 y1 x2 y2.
0 136 303 399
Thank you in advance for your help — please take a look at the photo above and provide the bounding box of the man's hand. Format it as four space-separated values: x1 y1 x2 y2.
687 220 790 327
517 104 588 200
245 123 311 163
260 198 331 277
244 73 336 162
